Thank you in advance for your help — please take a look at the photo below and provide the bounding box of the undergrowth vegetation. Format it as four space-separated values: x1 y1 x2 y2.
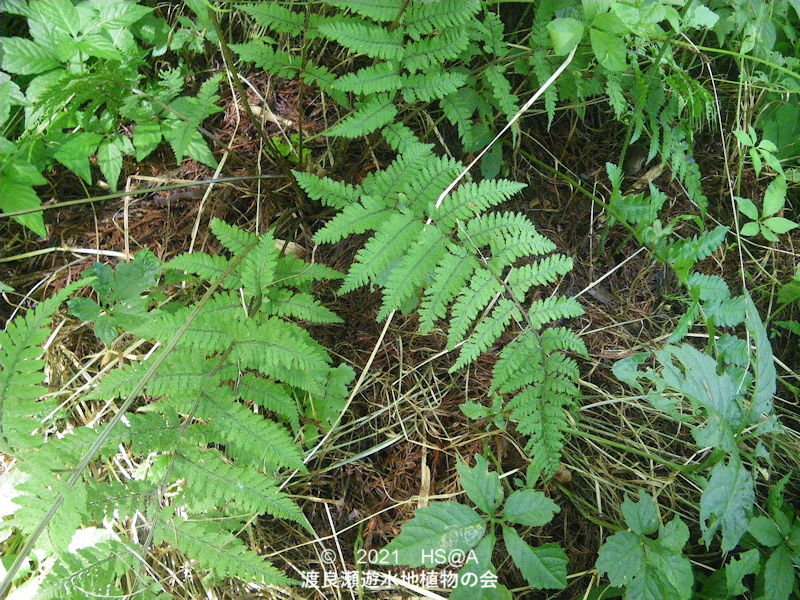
1 1 800 599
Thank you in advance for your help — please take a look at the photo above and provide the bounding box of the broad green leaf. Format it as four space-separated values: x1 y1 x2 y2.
740 221 760 236
700 457 754 552
0 37 59 74
457 454 503 515
29 0 81 37
382 503 486 568
503 490 560 528
764 545 794 600
733 129 754 147
749 148 763 176
589 29 626 71
612 353 648 391
686 4 720 29
502 526 567 590
749 516 782 547
133 120 162 161
762 217 798 235
53 133 103 184
94 314 118 345
597 517 692 600
745 293 776 422
450 533 512 600
460 401 491 420
725 548 760 596
597 531 643 586
68 298 100 322
621 493 658 536
97 139 123 191
547 18 584 55
762 176 787 217
735 196 759 220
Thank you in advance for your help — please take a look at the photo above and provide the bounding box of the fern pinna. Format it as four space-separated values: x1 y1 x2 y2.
297 125 586 480
233 0 520 176
0 221 353 597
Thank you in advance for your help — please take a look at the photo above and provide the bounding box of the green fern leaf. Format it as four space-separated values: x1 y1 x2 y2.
451 298 519 371
441 86 490 140
332 61 404 95
361 143 434 205
404 0 481 40
340 211 424 294
230 42 302 77
507 255 574 298
1 280 87 451
403 155 462 215
210 218 258 255
318 18 404 60
163 449 310 528
197 391 305 471
460 212 555 256
157 517 294 585
483 64 520 119
540 327 588 357
401 71 468 103
448 268 504 347
377 226 447 320
666 225 728 283
490 329 545 395
313 195 392 244
528 296 584 330
419 246 479 333
235 374 300 432
263 288 344 324
324 0 403 22
382 122 433 154
239 2 304 35
434 180 526 231
167 253 239 289
274 255 345 288
402 28 470 72
241 232 278 300
326 93 398 138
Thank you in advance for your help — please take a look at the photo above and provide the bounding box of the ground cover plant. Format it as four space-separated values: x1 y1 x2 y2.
1 0 800 598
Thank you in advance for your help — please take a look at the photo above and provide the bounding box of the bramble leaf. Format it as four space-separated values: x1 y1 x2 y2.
457 454 503 515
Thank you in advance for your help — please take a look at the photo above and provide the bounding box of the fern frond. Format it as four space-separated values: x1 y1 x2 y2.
402 155 462 215
483 64 520 119
156 517 294 585
666 226 728 280
332 61 404 95
448 269 503 347
167 253 239 289
377 226 447 320
164 449 310 528
313 195 392 244
231 42 301 77
402 28 470 73
340 211 424 294
490 329 545 395
317 18 404 60
441 86 490 140
239 2 304 35
211 218 258 255
274 256 345 288
1 280 87 452
404 0 481 40
360 142 433 202
300 63 350 106
507 255 573 298
382 122 434 154
263 289 344 324
419 246 479 333
528 296 584 330
510 382 571 478
540 327 588 357
434 180 526 230
401 71 468 103
325 0 403 22
197 391 305 471
326 93 398 138
235 374 299 432
451 298 520 371
241 232 278 300
460 212 555 257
